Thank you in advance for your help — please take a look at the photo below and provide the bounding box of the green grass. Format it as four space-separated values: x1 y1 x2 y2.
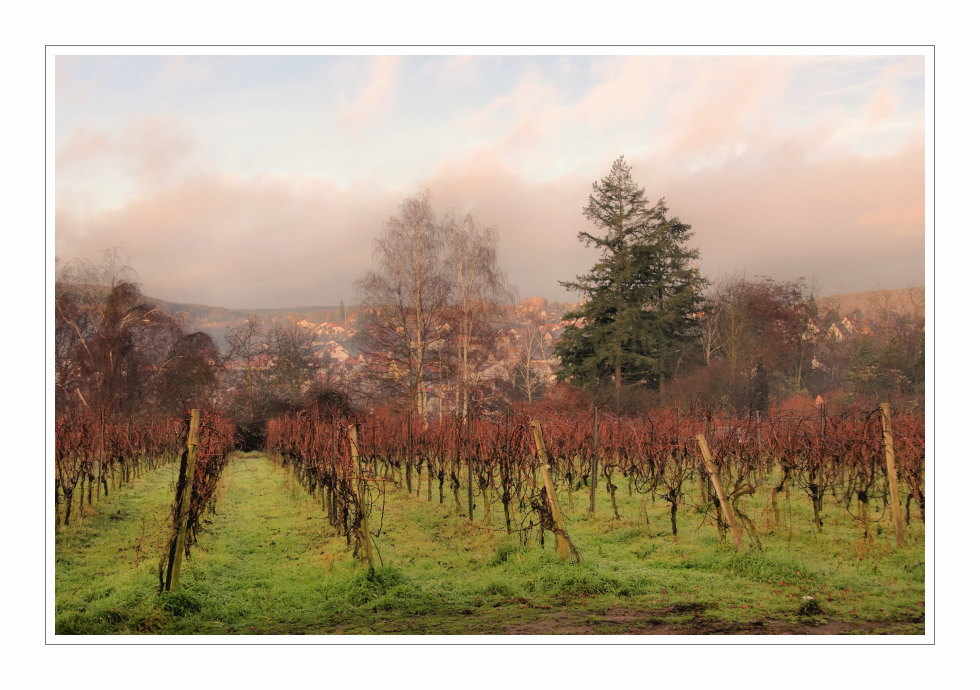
55 455 926 635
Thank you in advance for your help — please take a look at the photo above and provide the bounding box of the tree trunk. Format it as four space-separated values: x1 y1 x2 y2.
858 490 870 539
451 471 462 514
614 362 622 412
714 498 727 543
770 486 781 529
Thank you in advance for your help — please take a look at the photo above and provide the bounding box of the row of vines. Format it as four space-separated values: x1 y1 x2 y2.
266 404 925 564
54 411 235 547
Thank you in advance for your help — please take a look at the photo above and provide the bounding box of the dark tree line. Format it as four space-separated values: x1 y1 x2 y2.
221 318 349 448
55 250 222 420
57 161 923 436
552 157 923 415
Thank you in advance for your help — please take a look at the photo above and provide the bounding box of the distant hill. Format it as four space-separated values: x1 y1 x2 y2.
816 287 925 319
147 295 576 354
146 297 346 347
146 286 925 351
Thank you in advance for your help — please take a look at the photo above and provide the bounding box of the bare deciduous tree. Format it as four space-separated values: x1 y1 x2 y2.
267 323 320 407
225 318 266 419
512 300 550 404
356 191 453 418
153 331 222 415
56 248 222 418
445 213 512 419
703 274 817 406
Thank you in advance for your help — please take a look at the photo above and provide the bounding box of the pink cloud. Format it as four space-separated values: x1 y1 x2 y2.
56 173 399 307
56 128 113 168
56 131 925 309
55 56 925 307
57 116 196 185
337 56 402 129
857 201 925 237
866 87 898 125
646 140 926 292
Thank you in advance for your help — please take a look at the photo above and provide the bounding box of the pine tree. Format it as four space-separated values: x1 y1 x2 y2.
554 157 706 409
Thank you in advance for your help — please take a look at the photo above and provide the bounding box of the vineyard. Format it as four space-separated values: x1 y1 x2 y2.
266 403 925 559
55 410 236 587
54 402 925 635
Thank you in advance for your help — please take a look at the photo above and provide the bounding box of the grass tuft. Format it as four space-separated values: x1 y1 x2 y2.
481 581 516 597
345 566 409 606
677 549 818 584
490 542 524 566
159 590 203 616
524 561 647 597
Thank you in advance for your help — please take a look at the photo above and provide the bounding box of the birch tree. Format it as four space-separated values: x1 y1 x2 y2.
356 191 452 418
445 213 511 419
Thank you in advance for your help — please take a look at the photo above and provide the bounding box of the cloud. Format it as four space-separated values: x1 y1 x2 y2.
56 173 401 307
866 86 898 125
420 152 595 300
56 130 925 309
573 55 675 127
337 56 402 129
640 140 925 294
151 56 235 93
421 55 481 88
55 55 926 308
459 55 921 184
57 116 196 186
55 56 96 106
56 128 113 167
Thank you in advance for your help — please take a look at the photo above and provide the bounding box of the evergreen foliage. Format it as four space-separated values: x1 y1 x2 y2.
554 157 706 406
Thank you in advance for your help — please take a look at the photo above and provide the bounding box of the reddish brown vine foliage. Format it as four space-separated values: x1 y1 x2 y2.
55 410 235 546
55 413 184 526
267 403 924 555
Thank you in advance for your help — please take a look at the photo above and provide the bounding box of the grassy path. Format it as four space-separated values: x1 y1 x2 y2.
56 453 926 635
56 454 338 634
158 454 343 634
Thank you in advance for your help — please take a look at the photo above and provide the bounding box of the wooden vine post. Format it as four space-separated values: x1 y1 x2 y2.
162 409 200 591
696 433 743 551
531 420 581 564
348 424 374 567
466 455 475 520
466 414 475 520
880 403 906 548
588 405 599 516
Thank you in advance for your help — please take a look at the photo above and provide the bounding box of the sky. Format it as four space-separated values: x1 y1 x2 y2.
54 52 926 308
